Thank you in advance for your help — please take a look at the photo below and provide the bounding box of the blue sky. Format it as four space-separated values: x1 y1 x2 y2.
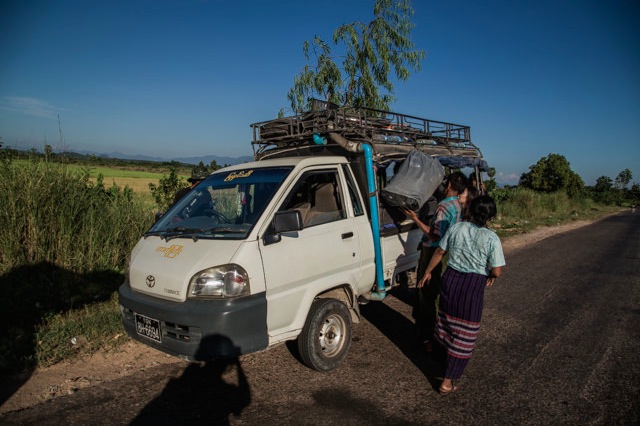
1 0 638 186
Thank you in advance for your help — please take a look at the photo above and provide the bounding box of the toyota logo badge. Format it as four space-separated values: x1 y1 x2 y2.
146 275 156 288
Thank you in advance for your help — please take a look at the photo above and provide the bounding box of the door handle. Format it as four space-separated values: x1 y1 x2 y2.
341 232 354 239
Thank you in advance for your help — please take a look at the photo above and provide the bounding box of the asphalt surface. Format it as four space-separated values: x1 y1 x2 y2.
2 211 639 425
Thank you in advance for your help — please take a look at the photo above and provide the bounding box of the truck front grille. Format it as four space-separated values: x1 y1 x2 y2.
165 321 191 342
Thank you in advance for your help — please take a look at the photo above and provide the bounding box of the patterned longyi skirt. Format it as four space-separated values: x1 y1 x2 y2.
434 267 487 380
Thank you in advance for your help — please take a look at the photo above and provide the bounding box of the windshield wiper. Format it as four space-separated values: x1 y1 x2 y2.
143 230 165 238
145 226 242 242
162 227 206 242
202 226 241 234
165 226 204 233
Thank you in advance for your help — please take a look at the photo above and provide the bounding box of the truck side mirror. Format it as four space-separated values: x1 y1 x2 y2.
273 210 303 232
263 210 303 246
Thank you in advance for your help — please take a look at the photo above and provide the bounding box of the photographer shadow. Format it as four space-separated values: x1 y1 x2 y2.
131 334 251 426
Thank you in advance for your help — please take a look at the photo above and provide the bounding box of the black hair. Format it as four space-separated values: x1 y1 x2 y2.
469 195 497 227
461 185 479 221
446 171 468 195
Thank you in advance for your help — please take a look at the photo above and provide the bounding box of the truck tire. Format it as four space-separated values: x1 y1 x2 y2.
298 298 352 372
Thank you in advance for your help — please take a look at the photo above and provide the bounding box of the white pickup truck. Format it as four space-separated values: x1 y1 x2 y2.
118 102 487 371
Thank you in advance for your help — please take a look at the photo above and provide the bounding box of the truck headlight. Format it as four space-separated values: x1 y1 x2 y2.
188 264 250 298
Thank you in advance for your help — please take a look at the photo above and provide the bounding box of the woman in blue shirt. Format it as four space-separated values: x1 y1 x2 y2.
419 195 506 395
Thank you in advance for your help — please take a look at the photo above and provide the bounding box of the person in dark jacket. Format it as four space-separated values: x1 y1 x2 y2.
174 172 208 204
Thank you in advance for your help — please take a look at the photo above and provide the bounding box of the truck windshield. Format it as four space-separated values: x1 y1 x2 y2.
147 166 292 240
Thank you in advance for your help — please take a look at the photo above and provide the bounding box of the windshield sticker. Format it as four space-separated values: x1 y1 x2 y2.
224 170 254 182
155 244 184 258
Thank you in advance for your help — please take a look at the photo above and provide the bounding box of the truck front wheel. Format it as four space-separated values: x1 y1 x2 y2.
298 298 352 372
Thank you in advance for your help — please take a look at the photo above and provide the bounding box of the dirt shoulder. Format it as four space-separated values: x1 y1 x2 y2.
499 218 600 251
0 215 617 415
0 341 180 414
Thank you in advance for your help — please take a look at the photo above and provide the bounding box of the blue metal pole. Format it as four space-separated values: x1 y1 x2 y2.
362 144 386 300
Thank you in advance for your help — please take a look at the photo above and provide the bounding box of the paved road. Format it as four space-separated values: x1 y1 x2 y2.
2 211 639 425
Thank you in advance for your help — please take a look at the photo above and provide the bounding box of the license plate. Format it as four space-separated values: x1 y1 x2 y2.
135 313 162 343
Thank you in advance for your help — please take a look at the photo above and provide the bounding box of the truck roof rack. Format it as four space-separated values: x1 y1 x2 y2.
251 100 484 164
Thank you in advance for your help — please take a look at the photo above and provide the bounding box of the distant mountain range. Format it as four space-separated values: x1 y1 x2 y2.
76 150 254 166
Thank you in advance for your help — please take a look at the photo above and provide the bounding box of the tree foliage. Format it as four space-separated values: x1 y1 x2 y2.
615 168 632 189
484 178 497 193
590 170 636 206
149 161 222 211
630 183 640 206
594 176 613 192
192 161 210 178
519 153 584 197
287 0 425 113
148 162 185 211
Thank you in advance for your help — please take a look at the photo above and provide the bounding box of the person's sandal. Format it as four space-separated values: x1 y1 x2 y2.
439 382 458 395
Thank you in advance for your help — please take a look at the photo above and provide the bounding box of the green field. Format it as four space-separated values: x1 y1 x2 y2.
11 160 189 194
88 169 169 195
91 176 161 194
84 165 168 179
79 164 187 194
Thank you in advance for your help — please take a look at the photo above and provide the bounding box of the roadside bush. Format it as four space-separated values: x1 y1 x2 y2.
0 158 153 372
491 186 618 236
540 191 570 213
494 187 539 221
0 159 151 271
149 162 187 211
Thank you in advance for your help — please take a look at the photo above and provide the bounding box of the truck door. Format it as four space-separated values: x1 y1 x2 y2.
259 167 362 339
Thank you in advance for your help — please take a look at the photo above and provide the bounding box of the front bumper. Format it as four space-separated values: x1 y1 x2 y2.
118 284 268 360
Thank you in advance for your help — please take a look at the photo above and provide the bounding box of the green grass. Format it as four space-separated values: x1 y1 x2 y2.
34 293 126 368
490 187 620 237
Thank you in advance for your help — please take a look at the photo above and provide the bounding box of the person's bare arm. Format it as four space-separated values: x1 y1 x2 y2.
486 266 504 287
403 208 440 242
402 208 430 234
417 247 446 288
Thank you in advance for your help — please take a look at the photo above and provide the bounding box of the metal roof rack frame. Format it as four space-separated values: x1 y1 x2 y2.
251 100 483 164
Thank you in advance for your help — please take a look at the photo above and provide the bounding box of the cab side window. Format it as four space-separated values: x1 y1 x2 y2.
342 164 364 217
280 170 346 227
